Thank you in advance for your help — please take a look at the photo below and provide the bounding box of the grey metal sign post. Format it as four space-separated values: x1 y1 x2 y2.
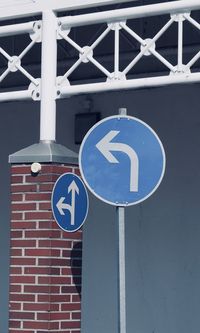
117 108 127 333
117 205 126 333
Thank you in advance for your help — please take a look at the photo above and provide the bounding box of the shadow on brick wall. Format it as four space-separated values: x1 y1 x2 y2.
70 241 82 299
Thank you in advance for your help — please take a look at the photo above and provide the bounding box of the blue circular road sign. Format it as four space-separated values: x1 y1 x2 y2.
51 173 89 232
79 115 166 206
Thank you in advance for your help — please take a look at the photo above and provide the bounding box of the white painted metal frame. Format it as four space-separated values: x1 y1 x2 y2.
0 0 200 140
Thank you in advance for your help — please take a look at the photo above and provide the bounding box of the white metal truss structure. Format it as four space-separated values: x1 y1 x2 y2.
1 0 200 141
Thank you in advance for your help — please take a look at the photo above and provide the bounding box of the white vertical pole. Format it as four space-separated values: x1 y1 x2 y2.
117 107 127 333
114 23 120 78
177 14 183 72
40 10 57 142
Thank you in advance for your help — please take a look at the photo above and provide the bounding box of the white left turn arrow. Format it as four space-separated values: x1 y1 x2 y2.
56 180 79 225
96 130 139 192
56 197 71 216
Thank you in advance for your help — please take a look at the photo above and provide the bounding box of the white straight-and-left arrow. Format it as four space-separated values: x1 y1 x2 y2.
56 180 79 225
96 130 139 192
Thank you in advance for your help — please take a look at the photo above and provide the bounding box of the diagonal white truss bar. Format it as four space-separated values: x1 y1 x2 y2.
120 20 176 74
58 25 113 83
184 13 200 30
123 18 174 75
0 38 39 86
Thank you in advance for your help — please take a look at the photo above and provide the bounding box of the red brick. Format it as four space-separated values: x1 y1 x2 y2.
72 312 81 320
11 184 37 193
11 166 31 174
25 230 60 238
61 286 79 294
38 276 71 284
11 221 36 229
50 267 61 275
11 193 23 202
38 240 51 247
10 267 22 275
50 294 70 303
25 249 51 257
10 311 35 320
9 303 21 310
39 221 53 229
24 285 50 293
11 240 36 248
74 168 81 176
61 303 81 311
10 258 36 266
12 203 36 211
25 193 51 201
39 202 52 210
36 312 50 320
9 294 35 302
37 295 50 302
23 321 49 329
72 295 81 302
48 240 72 248
25 211 53 220
10 249 22 256
62 231 82 240
39 183 54 192
38 258 52 266
23 303 50 311
11 213 23 221
10 276 35 284
11 175 23 183
9 320 21 328
49 304 60 311
24 267 50 275
50 258 70 267
50 312 70 320
61 267 73 276
61 321 81 329
10 231 23 238
9 285 21 292
49 321 60 330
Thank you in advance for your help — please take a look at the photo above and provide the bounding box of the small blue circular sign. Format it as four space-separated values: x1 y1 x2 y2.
79 115 166 206
51 173 89 232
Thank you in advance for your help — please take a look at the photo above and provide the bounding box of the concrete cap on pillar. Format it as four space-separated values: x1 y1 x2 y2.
9 142 78 165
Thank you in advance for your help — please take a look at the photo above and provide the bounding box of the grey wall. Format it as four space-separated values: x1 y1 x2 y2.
1 85 200 332
81 85 200 333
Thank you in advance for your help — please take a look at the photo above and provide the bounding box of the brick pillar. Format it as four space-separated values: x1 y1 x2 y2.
9 164 82 333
